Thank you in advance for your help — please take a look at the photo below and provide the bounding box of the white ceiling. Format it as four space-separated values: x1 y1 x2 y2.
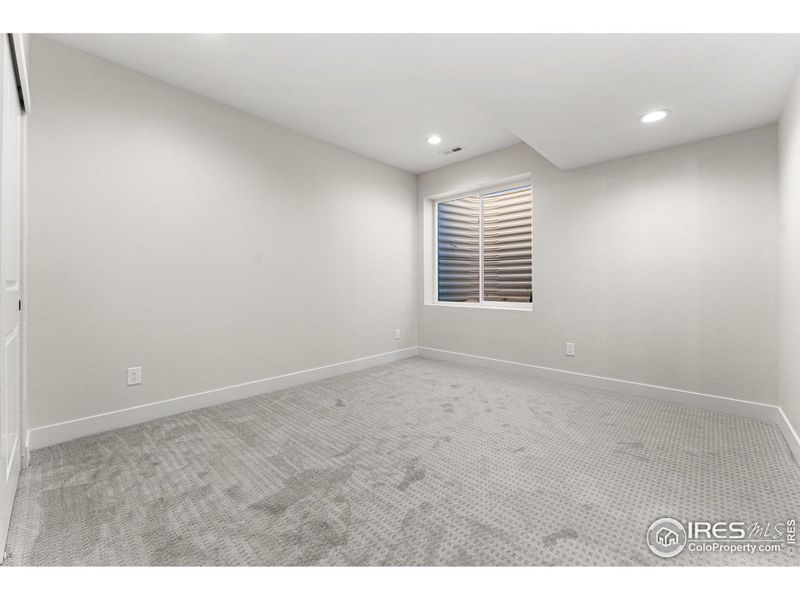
44 34 800 172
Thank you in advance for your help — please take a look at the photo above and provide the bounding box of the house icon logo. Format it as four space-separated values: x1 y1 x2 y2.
647 518 687 558
657 527 678 546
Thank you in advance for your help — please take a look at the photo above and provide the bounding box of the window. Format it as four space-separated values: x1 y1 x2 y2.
435 181 532 306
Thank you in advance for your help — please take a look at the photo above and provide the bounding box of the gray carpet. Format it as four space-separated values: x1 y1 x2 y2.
4 357 800 566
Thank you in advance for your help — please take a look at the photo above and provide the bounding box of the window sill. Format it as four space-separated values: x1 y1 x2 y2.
426 301 533 312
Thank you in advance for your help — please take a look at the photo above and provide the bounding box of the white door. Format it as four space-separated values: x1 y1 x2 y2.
0 34 23 562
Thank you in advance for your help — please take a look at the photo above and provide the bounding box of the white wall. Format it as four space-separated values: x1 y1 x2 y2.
26 37 418 429
419 128 779 404
779 73 800 436
26 35 786 440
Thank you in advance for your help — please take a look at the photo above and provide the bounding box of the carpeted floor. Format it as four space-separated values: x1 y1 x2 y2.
5 357 800 566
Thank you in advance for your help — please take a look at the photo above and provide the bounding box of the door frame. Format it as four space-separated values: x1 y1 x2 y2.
0 33 29 563
8 34 30 466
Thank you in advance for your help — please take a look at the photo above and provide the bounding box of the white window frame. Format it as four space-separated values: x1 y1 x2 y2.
432 176 533 311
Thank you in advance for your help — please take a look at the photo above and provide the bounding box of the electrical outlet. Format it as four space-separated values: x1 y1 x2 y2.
127 366 142 386
395 328 401 340
565 342 575 357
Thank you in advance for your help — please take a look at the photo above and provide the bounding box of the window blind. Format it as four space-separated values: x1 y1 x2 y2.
437 196 480 302
436 183 532 304
482 186 532 302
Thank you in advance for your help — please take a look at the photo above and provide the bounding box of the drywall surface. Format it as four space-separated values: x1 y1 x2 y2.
26 37 417 428
419 128 779 404
779 73 800 435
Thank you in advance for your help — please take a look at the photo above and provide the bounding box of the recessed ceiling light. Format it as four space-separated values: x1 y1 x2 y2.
427 134 442 145
639 109 670 124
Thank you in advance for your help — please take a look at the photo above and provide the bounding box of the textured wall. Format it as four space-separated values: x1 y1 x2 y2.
26 37 418 428
419 128 779 404
779 73 800 434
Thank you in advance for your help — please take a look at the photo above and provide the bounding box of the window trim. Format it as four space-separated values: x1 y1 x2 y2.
432 176 533 311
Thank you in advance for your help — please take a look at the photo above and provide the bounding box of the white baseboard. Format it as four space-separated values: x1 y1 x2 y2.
777 407 800 464
26 347 418 450
418 346 800 465
25 344 800 467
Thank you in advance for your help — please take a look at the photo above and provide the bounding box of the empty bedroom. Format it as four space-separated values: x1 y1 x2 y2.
1 1 800 592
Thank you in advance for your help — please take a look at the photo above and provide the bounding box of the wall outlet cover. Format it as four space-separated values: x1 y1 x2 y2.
127 366 142 386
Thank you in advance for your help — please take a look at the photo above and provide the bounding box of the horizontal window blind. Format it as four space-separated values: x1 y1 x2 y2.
436 183 532 304
482 186 532 303
437 196 480 302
